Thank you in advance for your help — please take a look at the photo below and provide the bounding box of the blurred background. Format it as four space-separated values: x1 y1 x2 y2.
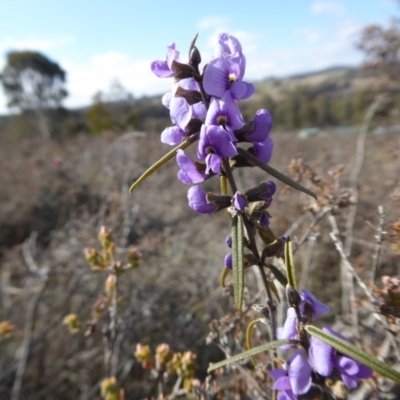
0 1 400 399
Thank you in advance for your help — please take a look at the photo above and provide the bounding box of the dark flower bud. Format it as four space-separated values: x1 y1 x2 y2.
286 285 301 308
189 45 201 69
206 192 232 211
175 86 202 105
171 60 197 81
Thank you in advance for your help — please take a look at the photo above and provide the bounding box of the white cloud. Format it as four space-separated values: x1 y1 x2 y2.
0 35 73 53
197 16 231 30
295 27 325 43
310 1 346 16
63 52 171 109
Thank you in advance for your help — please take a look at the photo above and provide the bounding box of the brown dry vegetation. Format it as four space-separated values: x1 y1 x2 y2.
0 126 399 399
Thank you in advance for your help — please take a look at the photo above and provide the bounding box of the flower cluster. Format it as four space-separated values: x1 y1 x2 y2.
271 289 373 398
151 33 274 214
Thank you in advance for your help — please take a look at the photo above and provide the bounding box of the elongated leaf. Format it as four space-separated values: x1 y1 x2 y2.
232 214 244 310
207 339 292 373
220 267 230 288
306 325 400 384
285 238 297 289
265 263 288 287
129 136 196 194
237 148 317 199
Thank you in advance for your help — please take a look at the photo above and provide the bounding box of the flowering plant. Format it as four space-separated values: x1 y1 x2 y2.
128 33 400 398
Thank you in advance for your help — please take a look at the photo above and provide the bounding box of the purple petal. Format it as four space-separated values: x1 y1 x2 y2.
341 374 358 389
192 102 207 120
309 336 335 376
203 57 230 98
205 153 222 174
151 60 175 78
338 356 360 375
242 82 255 99
233 192 246 211
287 351 312 395
300 289 330 320
176 150 206 184
187 186 217 214
217 33 243 56
161 126 185 145
260 212 270 227
272 376 292 391
170 97 192 130
162 92 172 109
277 391 297 400
220 91 244 130
247 109 273 142
166 43 179 69
229 81 247 100
224 253 232 269
253 137 274 163
226 235 232 248
277 307 298 349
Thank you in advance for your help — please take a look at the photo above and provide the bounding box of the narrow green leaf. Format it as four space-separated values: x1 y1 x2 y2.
246 318 265 366
306 325 400 384
266 263 288 287
232 214 244 310
285 238 297 289
207 339 292 373
129 136 197 194
237 148 317 199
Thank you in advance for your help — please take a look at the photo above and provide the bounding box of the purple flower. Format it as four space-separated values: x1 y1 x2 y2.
300 289 330 321
151 43 180 78
205 92 244 136
233 192 246 211
203 57 254 101
247 109 273 143
270 350 312 398
176 150 207 184
226 235 232 248
309 326 373 388
259 212 270 227
197 125 238 174
187 186 217 214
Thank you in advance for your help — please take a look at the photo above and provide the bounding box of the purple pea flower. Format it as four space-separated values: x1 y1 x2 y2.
203 57 254 101
187 186 217 214
270 350 312 398
300 289 330 321
197 125 238 174
247 109 273 143
176 150 207 185
151 43 180 78
309 326 373 388
205 92 244 138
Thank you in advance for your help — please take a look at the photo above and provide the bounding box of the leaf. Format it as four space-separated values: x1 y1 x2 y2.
306 325 400 384
236 148 317 199
220 267 230 288
129 135 197 194
265 263 288 287
207 339 292 373
232 214 245 310
285 238 297 289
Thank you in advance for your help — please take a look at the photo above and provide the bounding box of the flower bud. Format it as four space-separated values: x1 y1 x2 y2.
98 225 114 252
155 343 173 368
100 376 120 400
134 344 153 369
0 320 14 338
126 247 141 269
105 274 117 300
62 314 81 334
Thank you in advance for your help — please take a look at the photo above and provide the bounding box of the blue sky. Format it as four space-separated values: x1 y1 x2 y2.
0 0 398 113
